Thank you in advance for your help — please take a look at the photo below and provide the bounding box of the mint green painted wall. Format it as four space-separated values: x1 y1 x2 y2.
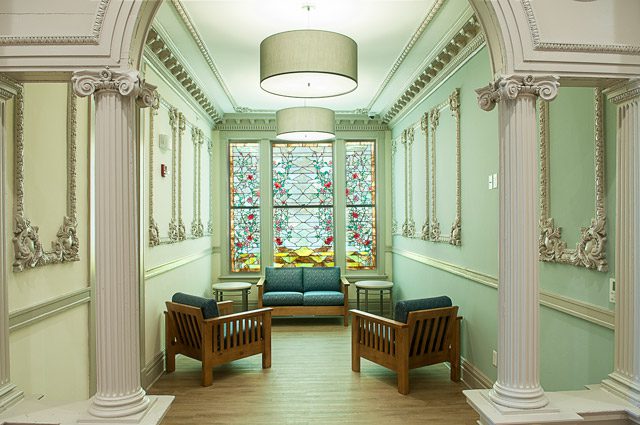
390 46 615 391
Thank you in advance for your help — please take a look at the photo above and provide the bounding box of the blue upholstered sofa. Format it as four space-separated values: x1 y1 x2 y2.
257 266 350 326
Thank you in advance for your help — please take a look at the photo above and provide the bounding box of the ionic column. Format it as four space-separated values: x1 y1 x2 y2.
72 68 156 420
602 79 640 407
0 78 23 413
476 75 559 410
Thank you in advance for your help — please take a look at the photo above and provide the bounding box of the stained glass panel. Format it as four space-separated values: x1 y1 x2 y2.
229 142 260 272
346 141 377 270
272 143 334 267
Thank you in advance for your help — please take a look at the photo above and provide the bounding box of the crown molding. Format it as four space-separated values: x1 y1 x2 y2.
383 16 483 125
217 114 388 132
0 0 109 46
145 27 222 123
366 0 447 111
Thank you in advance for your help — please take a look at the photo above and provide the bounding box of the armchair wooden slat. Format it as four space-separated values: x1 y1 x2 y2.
165 301 272 386
351 306 461 394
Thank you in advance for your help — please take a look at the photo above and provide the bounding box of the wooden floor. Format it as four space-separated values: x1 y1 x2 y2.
148 317 479 424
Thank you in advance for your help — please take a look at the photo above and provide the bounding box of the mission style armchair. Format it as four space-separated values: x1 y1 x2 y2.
165 292 272 386
350 296 461 394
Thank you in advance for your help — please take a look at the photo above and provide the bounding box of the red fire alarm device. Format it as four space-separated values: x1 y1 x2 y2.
161 164 167 177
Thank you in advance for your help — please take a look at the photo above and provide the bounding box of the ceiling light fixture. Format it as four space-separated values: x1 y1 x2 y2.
260 28 358 98
275 107 335 142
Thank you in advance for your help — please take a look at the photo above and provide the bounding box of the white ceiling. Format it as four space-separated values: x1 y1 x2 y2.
156 0 455 116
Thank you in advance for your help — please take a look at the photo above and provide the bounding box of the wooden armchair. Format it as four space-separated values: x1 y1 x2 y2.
165 300 272 386
350 305 461 394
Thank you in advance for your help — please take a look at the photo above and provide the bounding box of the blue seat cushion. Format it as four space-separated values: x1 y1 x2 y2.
264 267 303 293
394 296 452 323
262 291 304 306
303 291 344 306
302 267 341 292
172 292 219 319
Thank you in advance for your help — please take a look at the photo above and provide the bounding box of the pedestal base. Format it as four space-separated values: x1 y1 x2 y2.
0 395 173 425
465 385 640 425
602 373 640 409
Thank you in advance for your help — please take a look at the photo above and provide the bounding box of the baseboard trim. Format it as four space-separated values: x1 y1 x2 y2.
8 287 91 332
141 351 165 390
392 249 614 330
461 357 493 390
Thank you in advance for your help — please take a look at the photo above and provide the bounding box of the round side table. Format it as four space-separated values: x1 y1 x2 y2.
355 280 394 318
212 281 252 311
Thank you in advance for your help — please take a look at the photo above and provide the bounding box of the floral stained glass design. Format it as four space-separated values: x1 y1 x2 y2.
272 143 334 267
229 142 261 272
346 141 376 270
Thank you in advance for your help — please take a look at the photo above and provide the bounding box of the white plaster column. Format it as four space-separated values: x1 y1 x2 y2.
72 68 157 421
476 75 559 410
602 79 640 408
0 78 23 413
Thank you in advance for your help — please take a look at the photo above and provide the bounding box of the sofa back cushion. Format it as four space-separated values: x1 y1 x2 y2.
264 267 303 293
303 267 341 292
172 292 219 319
394 296 452 323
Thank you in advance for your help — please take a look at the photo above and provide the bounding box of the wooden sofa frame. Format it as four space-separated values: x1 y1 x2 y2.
257 276 350 326
165 300 272 386
350 306 461 394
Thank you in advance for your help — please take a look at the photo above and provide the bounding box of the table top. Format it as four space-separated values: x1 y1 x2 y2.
212 281 252 291
355 280 394 289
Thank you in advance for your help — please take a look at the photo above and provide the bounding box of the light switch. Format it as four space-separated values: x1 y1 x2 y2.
609 278 616 303
488 175 493 189
492 173 498 189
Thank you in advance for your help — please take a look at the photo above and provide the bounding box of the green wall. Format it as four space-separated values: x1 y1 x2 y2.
390 46 615 391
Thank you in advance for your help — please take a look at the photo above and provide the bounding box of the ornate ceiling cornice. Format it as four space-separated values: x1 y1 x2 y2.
146 27 223 123
366 0 447 111
383 16 482 124
217 115 388 132
0 0 109 46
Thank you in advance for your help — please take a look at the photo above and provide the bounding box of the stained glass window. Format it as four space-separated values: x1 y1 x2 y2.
345 141 376 270
229 142 261 272
272 143 334 267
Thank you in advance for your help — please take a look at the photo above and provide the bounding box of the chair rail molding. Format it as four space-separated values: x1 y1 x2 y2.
427 88 462 245
538 88 607 272
12 83 80 272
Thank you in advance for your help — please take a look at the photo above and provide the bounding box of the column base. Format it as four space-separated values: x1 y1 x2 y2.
465 385 640 425
602 372 640 408
0 395 173 425
489 381 549 409
0 383 24 413
85 388 150 419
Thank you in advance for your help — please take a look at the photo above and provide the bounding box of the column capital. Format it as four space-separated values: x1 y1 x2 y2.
71 68 157 108
605 78 640 105
476 74 559 111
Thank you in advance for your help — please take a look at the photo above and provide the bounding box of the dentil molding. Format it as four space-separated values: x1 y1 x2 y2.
216 116 388 132
12 83 80 272
538 88 608 272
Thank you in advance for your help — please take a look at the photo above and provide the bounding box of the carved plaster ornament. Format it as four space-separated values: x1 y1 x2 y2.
177 113 187 241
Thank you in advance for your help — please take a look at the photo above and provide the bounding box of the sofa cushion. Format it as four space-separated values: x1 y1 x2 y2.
262 291 304 306
265 267 303 293
172 292 219 319
302 267 341 292
394 296 452 323
303 291 344 306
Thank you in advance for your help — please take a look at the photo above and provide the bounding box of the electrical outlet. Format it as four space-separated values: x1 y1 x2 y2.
492 350 497 367
492 173 498 189
488 175 493 189
609 278 616 303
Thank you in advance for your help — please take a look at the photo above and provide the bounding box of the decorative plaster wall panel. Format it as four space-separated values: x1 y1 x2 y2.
427 88 461 245
12 83 80 272
391 135 405 236
538 88 607 272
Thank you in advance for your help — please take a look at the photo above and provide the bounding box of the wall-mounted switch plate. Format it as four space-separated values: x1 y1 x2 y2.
609 278 616 303
492 350 497 367
488 175 493 190
492 173 498 189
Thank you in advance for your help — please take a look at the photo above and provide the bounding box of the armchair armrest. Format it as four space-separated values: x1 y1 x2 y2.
256 277 265 287
217 300 233 316
257 277 265 308
340 276 350 288
350 309 408 329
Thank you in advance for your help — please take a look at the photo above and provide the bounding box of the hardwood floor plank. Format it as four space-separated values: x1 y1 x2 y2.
149 317 479 424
